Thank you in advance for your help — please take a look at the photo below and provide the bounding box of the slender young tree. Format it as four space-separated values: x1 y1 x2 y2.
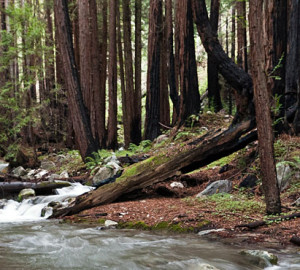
249 0 281 215
107 0 118 149
144 0 162 140
53 0 98 159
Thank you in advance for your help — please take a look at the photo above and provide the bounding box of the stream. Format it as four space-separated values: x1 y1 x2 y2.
0 164 299 270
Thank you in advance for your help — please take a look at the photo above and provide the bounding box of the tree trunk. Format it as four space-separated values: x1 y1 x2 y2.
107 0 118 149
249 0 281 215
53 0 98 159
50 120 256 218
144 0 162 140
192 0 254 124
207 0 222 112
166 0 179 118
177 0 200 124
133 0 142 145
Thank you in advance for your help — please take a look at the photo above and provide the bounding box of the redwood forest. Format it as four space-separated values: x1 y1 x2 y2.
0 0 300 267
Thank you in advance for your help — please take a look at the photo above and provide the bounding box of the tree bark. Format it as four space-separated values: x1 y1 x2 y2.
50 120 256 218
177 0 200 124
207 0 222 112
249 0 281 215
192 0 254 124
144 0 162 140
107 0 118 149
53 0 98 159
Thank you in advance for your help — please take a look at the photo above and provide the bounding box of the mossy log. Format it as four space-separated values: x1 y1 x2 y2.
50 120 256 218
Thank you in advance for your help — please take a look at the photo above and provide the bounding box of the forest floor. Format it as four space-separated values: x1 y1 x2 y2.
63 131 300 250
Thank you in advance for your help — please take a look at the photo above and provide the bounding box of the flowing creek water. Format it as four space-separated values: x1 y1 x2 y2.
0 169 299 269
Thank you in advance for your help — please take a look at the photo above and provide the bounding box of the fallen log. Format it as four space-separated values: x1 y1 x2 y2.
50 120 257 218
235 212 300 229
0 181 71 198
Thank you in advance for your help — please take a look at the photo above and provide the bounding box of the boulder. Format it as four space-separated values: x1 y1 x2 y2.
276 162 292 191
35 169 48 179
239 175 258 189
92 167 114 186
104 220 118 228
196 180 232 197
106 161 122 174
0 199 7 209
240 250 278 268
40 161 56 170
60 171 69 178
11 166 26 177
18 188 35 201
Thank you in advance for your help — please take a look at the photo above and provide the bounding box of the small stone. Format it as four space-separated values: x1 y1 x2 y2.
104 220 118 227
48 174 60 181
12 166 26 177
170 182 184 189
60 170 69 178
40 161 56 170
18 188 35 202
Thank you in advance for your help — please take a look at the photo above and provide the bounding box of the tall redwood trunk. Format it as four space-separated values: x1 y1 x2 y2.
177 0 200 124
207 0 222 112
107 0 118 149
249 0 281 215
144 0 162 140
53 0 98 159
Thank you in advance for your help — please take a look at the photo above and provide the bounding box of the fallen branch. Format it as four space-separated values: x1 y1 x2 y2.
235 212 300 229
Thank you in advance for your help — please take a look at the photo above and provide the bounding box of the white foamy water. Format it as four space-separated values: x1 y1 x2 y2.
0 183 93 223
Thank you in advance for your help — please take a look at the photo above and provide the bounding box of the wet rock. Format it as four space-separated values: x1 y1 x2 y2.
276 162 292 191
18 188 35 201
40 161 55 170
240 250 278 268
194 263 220 270
92 167 114 186
12 166 27 177
239 175 258 189
41 206 52 217
104 220 118 228
170 182 184 189
0 199 7 209
196 180 232 197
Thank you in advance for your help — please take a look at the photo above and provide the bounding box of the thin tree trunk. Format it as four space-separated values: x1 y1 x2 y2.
249 0 281 214
107 0 118 149
53 0 98 159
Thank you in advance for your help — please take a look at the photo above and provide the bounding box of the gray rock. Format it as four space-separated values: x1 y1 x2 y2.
106 161 122 174
12 166 26 177
40 161 56 170
0 163 9 173
276 162 292 191
155 134 168 144
56 154 67 163
0 199 7 209
170 182 184 189
240 250 278 268
35 169 48 179
104 154 120 165
104 220 118 227
92 167 114 186
41 206 52 217
48 174 60 181
59 170 69 178
194 264 220 270
196 180 232 197
18 188 35 201
292 197 300 207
